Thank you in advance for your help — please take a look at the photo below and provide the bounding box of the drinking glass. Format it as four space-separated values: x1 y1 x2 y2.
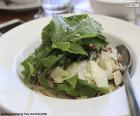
42 0 72 15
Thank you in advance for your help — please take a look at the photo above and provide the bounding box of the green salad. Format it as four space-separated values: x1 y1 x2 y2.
21 14 123 99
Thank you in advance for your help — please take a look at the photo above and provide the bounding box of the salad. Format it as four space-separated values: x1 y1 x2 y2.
21 14 123 99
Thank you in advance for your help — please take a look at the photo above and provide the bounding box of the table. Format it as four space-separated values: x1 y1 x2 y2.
0 9 39 23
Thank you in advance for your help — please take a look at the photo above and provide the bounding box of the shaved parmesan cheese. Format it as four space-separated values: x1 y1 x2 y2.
106 71 114 80
66 61 88 80
98 51 111 69
111 48 118 60
98 47 118 69
114 71 123 86
50 66 69 83
105 61 114 72
88 61 109 87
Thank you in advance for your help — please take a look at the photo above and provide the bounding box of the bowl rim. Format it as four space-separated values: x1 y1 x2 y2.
0 14 140 114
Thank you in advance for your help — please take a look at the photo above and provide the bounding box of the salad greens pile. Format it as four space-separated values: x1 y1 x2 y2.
21 14 109 99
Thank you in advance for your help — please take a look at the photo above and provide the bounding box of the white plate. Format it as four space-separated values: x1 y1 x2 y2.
0 14 140 116
0 0 41 11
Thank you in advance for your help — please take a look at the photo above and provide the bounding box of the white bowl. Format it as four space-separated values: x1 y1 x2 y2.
90 0 136 21
0 14 140 115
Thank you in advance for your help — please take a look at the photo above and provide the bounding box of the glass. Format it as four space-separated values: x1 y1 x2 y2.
42 0 72 15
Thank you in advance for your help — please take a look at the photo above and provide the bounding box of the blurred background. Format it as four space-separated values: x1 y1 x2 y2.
0 0 140 35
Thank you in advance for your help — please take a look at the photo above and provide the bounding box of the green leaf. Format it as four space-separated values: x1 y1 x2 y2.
51 15 102 53
52 42 70 51
40 14 106 57
54 75 110 98
77 79 110 95
38 76 49 89
35 47 52 59
54 75 79 96
55 82 70 92
41 21 54 48
66 75 78 88
28 62 34 76
40 54 63 68
69 42 88 56
77 86 97 97
53 42 88 56
21 56 35 82
21 61 30 79
79 34 108 50
38 54 64 80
